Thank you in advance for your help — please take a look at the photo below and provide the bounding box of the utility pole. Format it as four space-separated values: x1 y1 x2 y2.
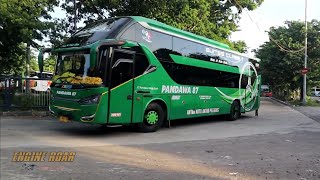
302 0 308 105
26 43 31 94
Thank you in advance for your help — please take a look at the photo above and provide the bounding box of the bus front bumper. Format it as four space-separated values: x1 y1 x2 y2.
49 103 104 124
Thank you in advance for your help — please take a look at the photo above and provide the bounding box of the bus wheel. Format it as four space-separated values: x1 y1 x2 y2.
228 100 241 121
138 103 164 133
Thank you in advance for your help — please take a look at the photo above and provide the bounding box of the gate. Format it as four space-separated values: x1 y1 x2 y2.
0 76 51 111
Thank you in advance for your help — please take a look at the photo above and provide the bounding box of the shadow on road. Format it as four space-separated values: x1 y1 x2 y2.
50 114 255 137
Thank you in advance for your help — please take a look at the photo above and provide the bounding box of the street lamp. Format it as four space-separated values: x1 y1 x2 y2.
302 0 308 105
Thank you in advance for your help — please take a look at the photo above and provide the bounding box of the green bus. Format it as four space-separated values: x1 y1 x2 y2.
38 16 261 132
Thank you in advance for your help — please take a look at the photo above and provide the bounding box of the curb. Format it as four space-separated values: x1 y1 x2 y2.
0 110 50 117
269 97 293 107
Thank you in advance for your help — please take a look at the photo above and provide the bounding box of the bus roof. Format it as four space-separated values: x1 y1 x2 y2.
129 16 260 62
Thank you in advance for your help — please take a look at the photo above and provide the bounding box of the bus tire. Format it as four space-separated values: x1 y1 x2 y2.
228 100 241 121
138 103 164 133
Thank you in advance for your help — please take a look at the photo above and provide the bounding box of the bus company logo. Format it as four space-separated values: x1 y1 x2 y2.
57 90 77 96
142 29 152 43
161 85 199 94
12 152 76 162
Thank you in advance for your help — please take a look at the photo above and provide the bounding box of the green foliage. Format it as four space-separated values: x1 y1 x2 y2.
43 55 56 73
13 94 33 110
290 96 320 107
59 0 263 51
30 58 40 72
230 40 248 53
0 0 58 75
256 20 320 99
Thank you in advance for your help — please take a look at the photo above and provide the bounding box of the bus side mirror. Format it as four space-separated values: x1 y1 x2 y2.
38 48 52 72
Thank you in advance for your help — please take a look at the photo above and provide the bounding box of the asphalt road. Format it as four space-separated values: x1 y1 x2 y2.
1 98 320 180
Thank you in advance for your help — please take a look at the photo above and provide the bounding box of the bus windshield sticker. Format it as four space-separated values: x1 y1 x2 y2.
142 29 152 43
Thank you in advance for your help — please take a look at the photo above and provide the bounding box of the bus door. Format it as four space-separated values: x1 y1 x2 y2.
108 49 136 124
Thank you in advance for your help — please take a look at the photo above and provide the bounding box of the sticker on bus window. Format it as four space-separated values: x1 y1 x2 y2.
142 29 152 43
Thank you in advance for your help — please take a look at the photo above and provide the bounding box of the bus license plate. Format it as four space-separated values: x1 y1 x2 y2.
59 116 70 123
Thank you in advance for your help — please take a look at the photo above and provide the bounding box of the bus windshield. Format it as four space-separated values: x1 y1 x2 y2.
54 53 103 87
57 54 91 77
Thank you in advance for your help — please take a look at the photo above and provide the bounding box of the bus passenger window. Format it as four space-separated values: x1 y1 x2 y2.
135 54 149 77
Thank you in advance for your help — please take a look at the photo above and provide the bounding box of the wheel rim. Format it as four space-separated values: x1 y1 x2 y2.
145 111 158 125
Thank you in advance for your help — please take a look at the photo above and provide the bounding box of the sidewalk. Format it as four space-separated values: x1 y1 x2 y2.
294 106 320 123
269 97 320 123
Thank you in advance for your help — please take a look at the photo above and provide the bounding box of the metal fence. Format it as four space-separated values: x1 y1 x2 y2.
0 76 51 111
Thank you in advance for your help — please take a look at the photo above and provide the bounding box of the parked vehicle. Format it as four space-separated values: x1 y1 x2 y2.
311 87 320 97
261 85 272 97
26 72 53 92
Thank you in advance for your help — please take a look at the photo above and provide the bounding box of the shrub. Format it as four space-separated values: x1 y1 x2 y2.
13 94 33 110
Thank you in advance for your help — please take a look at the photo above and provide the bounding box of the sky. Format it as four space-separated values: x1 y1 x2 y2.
230 0 320 55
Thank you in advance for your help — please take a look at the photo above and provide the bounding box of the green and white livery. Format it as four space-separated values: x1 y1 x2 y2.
39 16 261 132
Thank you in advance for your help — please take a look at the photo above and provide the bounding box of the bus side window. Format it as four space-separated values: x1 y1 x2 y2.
134 54 149 77
120 24 136 41
241 75 248 89
122 46 149 77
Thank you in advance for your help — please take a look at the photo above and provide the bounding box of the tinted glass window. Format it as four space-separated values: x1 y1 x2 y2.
173 37 198 58
150 31 172 60
162 62 240 88
134 24 173 60
241 75 248 89
64 18 131 46
135 24 152 46
120 24 136 41
121 46 150 77
135 54 149 77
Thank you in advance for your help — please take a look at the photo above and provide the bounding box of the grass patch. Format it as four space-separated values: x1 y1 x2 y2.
289 97 320 107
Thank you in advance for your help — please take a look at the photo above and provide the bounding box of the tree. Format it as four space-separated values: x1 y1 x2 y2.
59 0 263 51
256 20 320 99
0 0 58 75
43 55 56 73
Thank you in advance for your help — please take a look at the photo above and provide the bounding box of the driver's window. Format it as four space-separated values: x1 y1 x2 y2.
110 52 134 88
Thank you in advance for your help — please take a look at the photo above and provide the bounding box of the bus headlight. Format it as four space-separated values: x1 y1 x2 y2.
79 94 101 104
